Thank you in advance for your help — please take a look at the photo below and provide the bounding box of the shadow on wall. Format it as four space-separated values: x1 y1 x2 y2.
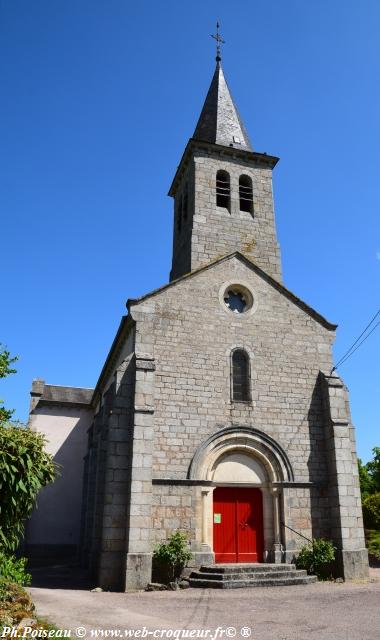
307 374 332 541
79 355 136 591
26 406 92 568
29 563 93 590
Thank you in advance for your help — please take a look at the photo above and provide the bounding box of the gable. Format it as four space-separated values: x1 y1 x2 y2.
128 252 336 332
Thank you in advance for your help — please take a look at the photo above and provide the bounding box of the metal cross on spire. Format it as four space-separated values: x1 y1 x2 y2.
211 22 225 62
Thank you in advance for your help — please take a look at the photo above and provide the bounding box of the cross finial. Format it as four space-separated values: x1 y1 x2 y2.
211 21 225 62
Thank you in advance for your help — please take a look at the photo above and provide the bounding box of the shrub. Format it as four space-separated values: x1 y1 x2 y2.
0 553 31 587
0 580 34 630
296 538 336 579
153 532 192 582
0 423 56 553
365 529 380 561
362 492 380 530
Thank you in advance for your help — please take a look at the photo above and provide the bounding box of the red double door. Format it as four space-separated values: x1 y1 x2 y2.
213 487 264 563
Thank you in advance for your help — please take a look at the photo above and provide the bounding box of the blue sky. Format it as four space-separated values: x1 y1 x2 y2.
1 0 379 462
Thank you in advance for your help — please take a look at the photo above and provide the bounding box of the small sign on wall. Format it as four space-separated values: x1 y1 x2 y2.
214 513 222 524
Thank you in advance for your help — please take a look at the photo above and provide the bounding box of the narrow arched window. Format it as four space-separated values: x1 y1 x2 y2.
216 170 230 210
239 175 253 214
177 195 182 233
232 349 250 401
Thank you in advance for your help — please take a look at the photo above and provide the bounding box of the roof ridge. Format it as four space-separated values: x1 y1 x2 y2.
44 383 94 390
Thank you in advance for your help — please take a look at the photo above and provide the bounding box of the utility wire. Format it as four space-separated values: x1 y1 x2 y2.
334 318 380 370
331 309 380 374
334 309 380 368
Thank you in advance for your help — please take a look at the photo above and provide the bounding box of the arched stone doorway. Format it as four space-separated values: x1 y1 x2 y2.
211 452 267 563
188 427 294 563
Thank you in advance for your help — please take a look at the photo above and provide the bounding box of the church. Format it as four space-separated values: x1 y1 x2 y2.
26 42 369 590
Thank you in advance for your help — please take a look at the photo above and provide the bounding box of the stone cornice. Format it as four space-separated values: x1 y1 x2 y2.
168 138 279 197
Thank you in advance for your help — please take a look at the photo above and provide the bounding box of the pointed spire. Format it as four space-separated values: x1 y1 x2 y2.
192 61 253 152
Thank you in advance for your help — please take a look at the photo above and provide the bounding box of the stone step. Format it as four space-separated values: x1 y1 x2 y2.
190 569 308 581
199 563 296 574
189 575 317 589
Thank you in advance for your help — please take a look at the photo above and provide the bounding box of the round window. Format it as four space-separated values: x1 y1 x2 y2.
223 285 253 314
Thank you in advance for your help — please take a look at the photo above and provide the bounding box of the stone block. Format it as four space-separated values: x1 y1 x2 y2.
335 548 369 581
125 552 152 590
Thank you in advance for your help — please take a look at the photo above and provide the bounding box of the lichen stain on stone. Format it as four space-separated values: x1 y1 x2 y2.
242 238 256 253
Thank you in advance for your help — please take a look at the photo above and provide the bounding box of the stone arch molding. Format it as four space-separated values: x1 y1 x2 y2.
188 426 294 484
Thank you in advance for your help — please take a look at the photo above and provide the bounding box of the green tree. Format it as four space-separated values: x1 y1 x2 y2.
0 347 18 424
0 346 56 553
358 458 376 499
358 447 380 499
366 447 380 493
362 493 380 530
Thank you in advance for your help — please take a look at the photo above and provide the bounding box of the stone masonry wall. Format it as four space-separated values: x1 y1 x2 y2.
321 373 368 578
170 161 194 280
152 484 197 544
170 148 282 282
131 255 335 548
81 326 137 590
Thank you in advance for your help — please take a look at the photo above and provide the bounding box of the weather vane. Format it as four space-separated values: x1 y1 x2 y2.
211 21 225 62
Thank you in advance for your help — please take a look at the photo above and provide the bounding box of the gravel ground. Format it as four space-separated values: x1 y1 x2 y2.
28 569 380 640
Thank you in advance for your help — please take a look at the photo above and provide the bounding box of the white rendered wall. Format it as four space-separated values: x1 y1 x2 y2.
211 452 268 483
27 405 93 546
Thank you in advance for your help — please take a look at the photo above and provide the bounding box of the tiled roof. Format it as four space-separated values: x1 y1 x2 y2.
41 384 93 406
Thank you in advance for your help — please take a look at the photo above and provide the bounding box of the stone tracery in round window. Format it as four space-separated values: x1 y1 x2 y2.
223 285 253 314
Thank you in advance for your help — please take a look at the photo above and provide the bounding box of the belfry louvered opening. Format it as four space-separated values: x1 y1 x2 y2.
232 349 250 402
239 174 253 214
216 170 231 210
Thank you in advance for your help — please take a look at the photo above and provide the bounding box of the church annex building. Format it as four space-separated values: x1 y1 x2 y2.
26 51 368 590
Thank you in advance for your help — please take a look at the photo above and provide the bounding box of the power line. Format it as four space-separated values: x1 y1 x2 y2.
334 318 380 370
334 308 380 369
331 309 380 374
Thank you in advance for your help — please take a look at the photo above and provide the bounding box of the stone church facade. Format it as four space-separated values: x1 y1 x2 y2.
27 59 368 590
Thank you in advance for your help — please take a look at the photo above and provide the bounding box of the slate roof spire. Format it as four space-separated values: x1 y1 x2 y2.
192 58 253 152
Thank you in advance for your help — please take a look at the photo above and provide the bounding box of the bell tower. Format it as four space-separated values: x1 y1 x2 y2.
169 32 282 283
